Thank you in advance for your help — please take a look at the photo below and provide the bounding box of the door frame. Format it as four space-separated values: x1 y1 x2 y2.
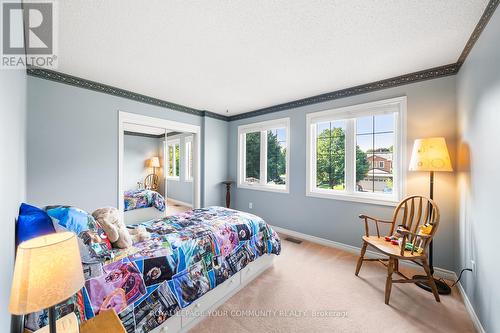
118 111 201 218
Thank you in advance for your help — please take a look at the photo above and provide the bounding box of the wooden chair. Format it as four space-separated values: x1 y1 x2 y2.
144 173 159 191
355 195 441 304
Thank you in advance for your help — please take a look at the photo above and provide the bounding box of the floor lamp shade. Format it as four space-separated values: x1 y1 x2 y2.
409 137 453 172
9 232 85 315
148 156 161 168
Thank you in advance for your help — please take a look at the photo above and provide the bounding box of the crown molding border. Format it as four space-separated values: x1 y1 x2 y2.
230 0 498 121
457 0 499 67
26 66 228 121
228 63 459 121
26 0 498 123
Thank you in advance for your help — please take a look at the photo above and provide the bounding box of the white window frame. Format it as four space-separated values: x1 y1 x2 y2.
185 136 193 182
379 161 384 169
306 97 406 206
237 117 290 193
167 139 180 181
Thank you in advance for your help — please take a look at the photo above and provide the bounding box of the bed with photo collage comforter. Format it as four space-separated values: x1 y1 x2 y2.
124 189 166 212
24 206 281 333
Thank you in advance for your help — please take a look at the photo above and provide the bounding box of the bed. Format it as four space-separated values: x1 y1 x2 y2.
25 206 281 333
124 189 166 212
124 189 167 225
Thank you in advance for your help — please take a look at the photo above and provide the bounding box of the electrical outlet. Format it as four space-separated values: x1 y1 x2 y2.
471 260 476 276
249 202 253 209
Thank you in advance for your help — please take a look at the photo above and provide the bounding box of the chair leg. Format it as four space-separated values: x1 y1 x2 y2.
422 258 440 302
355 242 368 276
394 259 399 272
385 257 394 305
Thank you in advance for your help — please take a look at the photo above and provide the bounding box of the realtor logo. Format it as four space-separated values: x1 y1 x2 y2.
1 0 57 69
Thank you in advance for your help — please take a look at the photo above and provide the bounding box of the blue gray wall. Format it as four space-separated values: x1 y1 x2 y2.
203 116 229 207
457 8 500 333
0 68 26 330
228 76 458 271
166 133 193 205
123 134 163 193
26 76 228 212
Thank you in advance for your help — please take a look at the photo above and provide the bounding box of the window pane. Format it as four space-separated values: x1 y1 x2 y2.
267 128 286 185
175 144 180 177
375 113 395 133
356 115 395 194
356 116 373 135
245 132 260 183
168 145 174 176
315 121 346 190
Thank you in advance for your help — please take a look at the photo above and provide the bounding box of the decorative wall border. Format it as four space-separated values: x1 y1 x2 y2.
26 66 227 121
457 0 499 66
228 63 459 121
230 0 499 121
26 0 498 122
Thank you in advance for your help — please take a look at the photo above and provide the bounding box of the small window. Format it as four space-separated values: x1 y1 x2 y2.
185 137 193 181
238 118 290 193
167 139 180 179
306 97 406 205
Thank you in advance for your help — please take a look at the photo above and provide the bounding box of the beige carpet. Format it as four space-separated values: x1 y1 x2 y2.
165 199 191 216
190 234 476 333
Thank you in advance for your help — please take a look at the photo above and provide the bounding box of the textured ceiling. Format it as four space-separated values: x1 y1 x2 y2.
55 0 488 115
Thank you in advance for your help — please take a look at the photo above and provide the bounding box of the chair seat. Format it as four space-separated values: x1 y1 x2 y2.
80 309 126 333
363 236 425 259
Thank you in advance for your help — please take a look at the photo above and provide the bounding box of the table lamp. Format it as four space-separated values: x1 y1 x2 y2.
148 156 161 175
409 137 453 295
9 232 85 333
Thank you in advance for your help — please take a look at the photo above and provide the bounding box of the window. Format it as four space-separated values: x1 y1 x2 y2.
185 136 193 181
167 139 180 179
238 118 290 192
306 97 406 205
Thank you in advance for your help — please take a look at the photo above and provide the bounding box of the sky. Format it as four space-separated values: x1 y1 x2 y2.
317 114 395 152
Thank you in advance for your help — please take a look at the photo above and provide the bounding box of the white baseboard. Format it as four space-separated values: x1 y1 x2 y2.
456 282 486 333
167 198 193 208
271 225 457 281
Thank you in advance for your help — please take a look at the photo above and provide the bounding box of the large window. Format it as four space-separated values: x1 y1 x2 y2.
167 139 180 179
238 118 290 192
306 97 406 205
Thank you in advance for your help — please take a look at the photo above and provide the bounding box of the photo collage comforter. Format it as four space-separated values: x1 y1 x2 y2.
124 189 166 212
25 206 281 333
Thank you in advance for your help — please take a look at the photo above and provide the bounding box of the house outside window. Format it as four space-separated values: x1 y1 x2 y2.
306 97 406 205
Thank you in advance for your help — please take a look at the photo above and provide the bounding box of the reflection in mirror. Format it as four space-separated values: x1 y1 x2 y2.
123 123 193 225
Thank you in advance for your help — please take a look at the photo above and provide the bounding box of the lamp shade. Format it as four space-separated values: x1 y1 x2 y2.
9 232 84 314
148 156 160 168
409 137 453 172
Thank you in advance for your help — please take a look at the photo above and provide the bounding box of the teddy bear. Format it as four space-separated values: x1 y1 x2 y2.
92 207 150 248
128 225 151 243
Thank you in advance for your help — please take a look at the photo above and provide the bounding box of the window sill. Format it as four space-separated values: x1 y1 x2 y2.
306 190 398 206
167 177 180 181
237 183 289 194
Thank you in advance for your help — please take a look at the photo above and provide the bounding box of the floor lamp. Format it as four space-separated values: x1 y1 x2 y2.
409 137 453 295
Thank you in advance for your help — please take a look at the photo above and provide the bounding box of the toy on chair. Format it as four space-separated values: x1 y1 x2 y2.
384 225 408 245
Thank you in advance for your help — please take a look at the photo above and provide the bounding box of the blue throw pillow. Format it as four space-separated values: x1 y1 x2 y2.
46 206 91 235
16 203 56 246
